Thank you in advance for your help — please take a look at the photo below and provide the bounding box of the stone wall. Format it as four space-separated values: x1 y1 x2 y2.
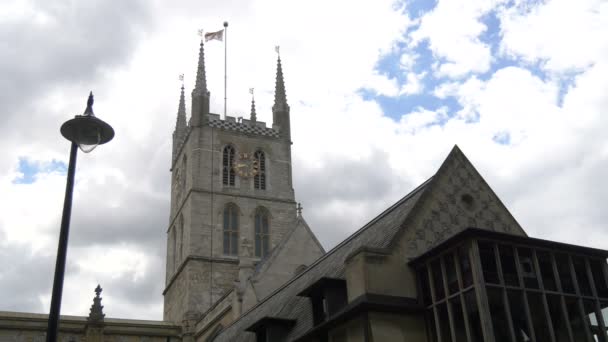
164 116 299 323
0 311 181 342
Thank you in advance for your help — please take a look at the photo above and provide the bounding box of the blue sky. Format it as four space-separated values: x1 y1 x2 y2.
13 158 67 184
363 0 585 127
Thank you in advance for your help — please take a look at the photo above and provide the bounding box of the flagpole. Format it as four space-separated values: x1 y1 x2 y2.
223 21 228 119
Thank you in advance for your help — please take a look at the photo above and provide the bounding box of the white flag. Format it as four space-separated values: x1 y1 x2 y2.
205 30 224 42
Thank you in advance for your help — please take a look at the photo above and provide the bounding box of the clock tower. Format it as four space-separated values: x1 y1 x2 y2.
164 40 299 325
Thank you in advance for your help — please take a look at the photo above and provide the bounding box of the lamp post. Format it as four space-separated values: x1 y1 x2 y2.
46 92 114 342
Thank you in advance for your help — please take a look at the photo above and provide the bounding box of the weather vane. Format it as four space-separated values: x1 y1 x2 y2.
198 29 204 37
275 45 281 57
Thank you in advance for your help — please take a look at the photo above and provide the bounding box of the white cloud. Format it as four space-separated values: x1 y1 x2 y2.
410 0 506 78
399 71 426 95
499 0 608 72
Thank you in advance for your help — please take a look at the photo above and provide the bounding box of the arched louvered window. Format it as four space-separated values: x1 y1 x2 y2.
222 145 235 186
223 204 239 255
254 208 270 258
254 150 266 190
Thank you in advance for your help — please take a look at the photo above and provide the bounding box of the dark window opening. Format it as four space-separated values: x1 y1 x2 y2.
537 251 558 291
419 267 432 306
573 257 593 296
445 253 459 294
590 260 608 298
499 245 519 287
426 309 439 342
437 303 453 342
507 290 532 342
546 294 571 342
431 259 445 300
222 145 236 186
459 246 473 288
527 292 552 341
556 254 576 294
479 241 500 284
487 288 512 342
464 289 484 342
564 296 588 341
450 296 468 342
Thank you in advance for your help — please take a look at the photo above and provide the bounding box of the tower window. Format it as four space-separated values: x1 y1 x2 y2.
254 208 270 258
223 204 239 256
223 145 236 186
254 150 266 190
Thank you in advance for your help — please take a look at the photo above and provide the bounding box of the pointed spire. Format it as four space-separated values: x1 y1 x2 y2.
272 48 291 141
249 88 257 122
272 55 289 112
176 83 187 131
193 39 208 96
190 36 210 127
87 285 105 325
250 99 257 122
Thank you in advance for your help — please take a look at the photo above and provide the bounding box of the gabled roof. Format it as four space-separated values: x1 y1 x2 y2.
212 145 526 341
212 178 430 341
252 216 325 281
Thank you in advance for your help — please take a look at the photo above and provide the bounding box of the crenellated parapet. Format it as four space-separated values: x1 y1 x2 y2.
207 114 279 138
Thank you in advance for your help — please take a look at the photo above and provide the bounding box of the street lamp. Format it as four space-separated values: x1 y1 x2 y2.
46 92 114 342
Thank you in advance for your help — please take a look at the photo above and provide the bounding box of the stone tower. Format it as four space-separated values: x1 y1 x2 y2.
163 40 297 325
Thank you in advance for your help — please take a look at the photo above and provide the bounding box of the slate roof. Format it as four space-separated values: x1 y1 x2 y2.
212 178 431 342
251 216 325 281
208 115 280 138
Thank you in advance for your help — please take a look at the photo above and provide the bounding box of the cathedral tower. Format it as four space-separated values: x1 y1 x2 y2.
163 40 297 324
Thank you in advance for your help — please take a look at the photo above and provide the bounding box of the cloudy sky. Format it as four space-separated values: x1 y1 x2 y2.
1 0 607 320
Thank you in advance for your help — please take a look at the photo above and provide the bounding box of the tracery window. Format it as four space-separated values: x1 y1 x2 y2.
254 208 270 258
223 204 239 255
222 145 235 186
254 150 266 190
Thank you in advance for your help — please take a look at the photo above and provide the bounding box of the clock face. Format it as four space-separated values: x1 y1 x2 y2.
234 152 259 178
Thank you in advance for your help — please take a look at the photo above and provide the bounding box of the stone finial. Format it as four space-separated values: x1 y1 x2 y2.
83 91 94 116
87 284 105 324
176 83 187 131
297 203 303 217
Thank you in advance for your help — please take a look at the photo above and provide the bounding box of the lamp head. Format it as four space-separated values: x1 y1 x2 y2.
60 92 114 153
